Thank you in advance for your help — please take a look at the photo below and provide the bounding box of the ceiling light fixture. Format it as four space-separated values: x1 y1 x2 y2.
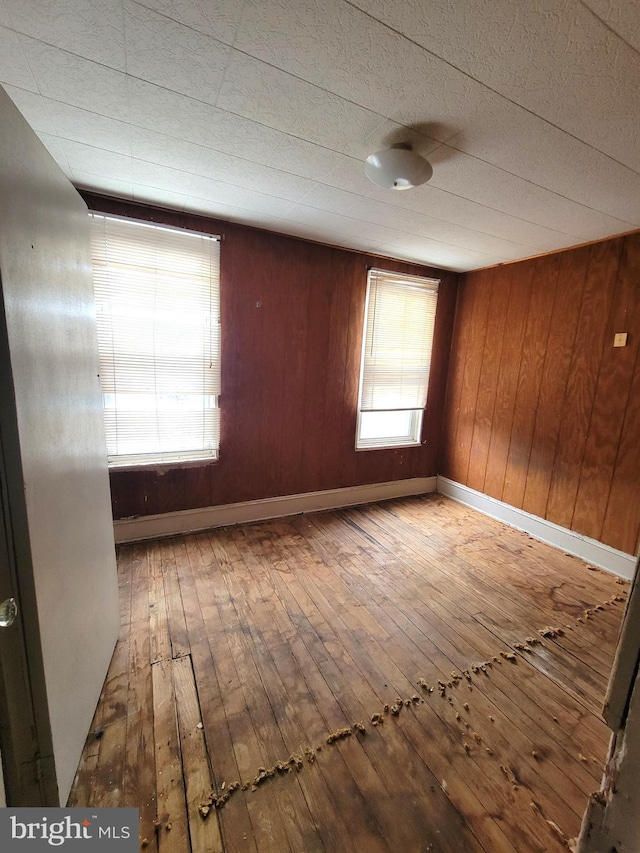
364 143 433 191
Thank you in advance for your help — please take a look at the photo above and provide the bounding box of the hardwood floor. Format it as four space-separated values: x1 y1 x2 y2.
69 495 628 852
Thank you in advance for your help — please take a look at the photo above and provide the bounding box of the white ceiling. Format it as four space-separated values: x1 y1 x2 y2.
1 0 639 272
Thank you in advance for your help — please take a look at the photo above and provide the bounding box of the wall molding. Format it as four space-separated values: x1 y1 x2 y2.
113 473 637 580
113 477 438 544
437 477 637 580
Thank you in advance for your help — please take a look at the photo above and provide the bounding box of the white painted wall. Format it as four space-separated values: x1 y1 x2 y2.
0 88 120 804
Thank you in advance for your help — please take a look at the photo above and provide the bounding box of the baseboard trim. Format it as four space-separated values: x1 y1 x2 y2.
114 476 438 544
437 477 637 580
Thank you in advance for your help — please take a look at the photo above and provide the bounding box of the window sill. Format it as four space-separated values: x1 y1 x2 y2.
108 457 218 474
355 440 422 451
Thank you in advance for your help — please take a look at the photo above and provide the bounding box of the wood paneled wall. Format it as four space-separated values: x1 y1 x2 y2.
81 194 458 520
443 232 640 556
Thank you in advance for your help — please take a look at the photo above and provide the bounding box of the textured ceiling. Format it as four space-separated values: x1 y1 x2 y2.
1 0 639 271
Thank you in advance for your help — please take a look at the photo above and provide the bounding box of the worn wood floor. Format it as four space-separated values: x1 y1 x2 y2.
69 495 628 852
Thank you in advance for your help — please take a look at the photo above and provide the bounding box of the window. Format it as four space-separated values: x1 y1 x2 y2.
89 213 221 467
356 268 439 450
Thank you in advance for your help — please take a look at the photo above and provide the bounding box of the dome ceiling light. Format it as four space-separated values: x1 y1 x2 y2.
364 143 433 191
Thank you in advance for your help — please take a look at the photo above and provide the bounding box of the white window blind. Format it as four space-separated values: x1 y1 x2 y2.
89 213 221 467
357 268 439 449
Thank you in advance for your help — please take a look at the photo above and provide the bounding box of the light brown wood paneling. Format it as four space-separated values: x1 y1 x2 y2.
600 234 640 554
443 232 640 556
545 238 623 529
449 268 493 485
480 262 535 499
501 254 559 508
466 268 510 491
521 247 589 519
80 194 458 520
572 236 640 541
442 273 482 481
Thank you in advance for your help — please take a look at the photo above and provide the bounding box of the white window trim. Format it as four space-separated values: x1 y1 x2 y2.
355 409 424 451
89 212 221 469
355 268 439 451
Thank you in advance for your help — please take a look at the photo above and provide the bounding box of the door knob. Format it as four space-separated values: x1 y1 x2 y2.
0 598 17 628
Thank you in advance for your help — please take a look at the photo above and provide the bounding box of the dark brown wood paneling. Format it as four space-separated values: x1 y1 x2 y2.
546 239 623 529
80 194 458 519
501 254 559 508
444 232 640 556
298 254 345 491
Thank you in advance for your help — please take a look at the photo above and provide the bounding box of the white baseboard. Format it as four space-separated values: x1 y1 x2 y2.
114 476 438 544
437 477 637 580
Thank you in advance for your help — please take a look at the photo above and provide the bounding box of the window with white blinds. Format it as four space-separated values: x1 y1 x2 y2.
356 268 439 449
89 213 221 467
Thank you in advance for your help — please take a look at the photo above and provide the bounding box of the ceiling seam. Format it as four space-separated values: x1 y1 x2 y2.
128 0 235 47
5 20 639 231
342 0 640 177
8 59 635 233
29 86 628 244
271 199 543 257
429 142 637 227
578 0 640 58
9 33 72 175
122 0 134 199
65 134 518 254
8 21 640 207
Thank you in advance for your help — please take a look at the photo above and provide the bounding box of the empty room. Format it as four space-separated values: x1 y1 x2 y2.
0 2 639 852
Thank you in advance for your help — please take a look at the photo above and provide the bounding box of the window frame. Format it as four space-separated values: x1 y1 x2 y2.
355 268 439 451
89 212 221 470
356 408 424 450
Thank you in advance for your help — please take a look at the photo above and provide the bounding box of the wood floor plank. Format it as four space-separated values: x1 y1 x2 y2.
124 543 158 851
230 524 388 853
152 658 189 852
400 498 625 658
191 534 295 853
387 502 624 706
69 496 623 853
240 526 397 853
149 542 171 665
91 544 133 809
159 539 190 660
172 654 224 853
256 521 493 853
343 503 615 720
179 534 257 853
417 496 624 602
253 532 481 853
206 530 327 853
323 508 610 770
276 518 567 852
293 512 596 820
221 526 361 853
